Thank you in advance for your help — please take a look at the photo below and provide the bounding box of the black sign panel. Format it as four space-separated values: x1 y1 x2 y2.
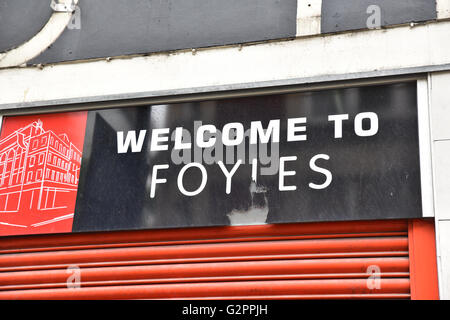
72 82 422 232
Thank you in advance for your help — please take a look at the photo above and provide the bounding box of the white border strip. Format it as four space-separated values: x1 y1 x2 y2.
417 79 435 217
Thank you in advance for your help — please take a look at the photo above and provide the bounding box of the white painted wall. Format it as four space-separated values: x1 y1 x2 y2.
296 0 322 37
437 0 450 19
430 71 450 299
437 220 450 299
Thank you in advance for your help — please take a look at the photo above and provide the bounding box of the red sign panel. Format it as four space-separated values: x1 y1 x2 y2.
0 112 87 236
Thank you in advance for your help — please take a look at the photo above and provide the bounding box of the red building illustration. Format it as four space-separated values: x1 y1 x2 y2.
0 113 87 236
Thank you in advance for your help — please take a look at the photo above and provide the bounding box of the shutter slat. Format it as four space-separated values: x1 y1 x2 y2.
0 237 408 268
0 279 410 300
0 220 408 251
0 231 407 255
184 294 412 300
0 220 411 299
0 273 411 292
0 257 409 287
0 251 410 273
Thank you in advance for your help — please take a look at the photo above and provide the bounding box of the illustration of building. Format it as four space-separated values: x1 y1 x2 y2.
0 120 82 214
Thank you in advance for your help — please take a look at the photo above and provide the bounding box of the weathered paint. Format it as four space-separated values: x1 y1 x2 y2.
28 0 297 65
1 21 450 109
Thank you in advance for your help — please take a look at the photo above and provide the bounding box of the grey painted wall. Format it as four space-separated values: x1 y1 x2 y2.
321 0 437 33
27 0 297 64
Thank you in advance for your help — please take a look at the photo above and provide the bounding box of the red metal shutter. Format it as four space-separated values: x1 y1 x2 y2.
0 219 436 299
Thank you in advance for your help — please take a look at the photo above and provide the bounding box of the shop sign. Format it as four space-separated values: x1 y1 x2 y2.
0 82 422 236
